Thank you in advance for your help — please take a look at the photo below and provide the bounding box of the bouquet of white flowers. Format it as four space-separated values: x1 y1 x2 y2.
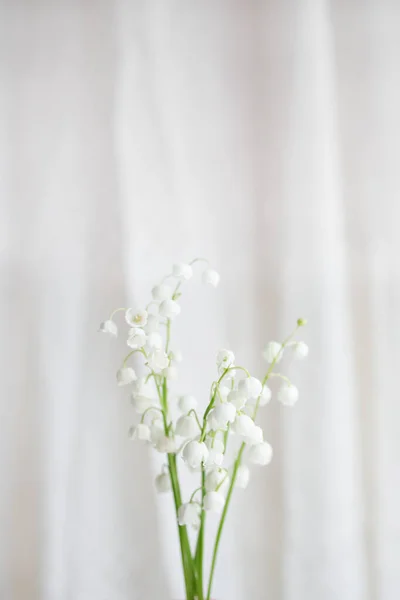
99 259 308 600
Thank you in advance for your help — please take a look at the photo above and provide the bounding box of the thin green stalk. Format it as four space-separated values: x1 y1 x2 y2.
194 469 206 600
206 443 245 600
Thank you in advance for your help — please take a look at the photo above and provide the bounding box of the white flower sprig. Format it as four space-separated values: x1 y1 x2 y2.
98 259 308 600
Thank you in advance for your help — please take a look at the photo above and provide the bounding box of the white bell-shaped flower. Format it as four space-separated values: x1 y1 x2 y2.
216 385 230 403
235 465 250 489
156 435 176 454
99 319 118 337
127 327 147 349
205 468 228 493
155 472 171 493
145 314 160 333
125 308 148 328
205 438 224 454
204 491 225 514
238 377 263 399
172 262 193 280
247 425 264 445
162 365 179 380
216 349 235 371
130 393 153 415
178 395 197 413
147 349 169 371
178 502 200 527
248 441 273 465
132 378 153 397
150 421 164 444
182 440 209 468
128 423 151 442
278 383 299 406
231 414 255 438
227 390 246 410
292 341 309 359
205 437 225 467
246 384 272 407
116 367 137 386
151 283 173 302
175 414 198 438
263 341 283 364
159 299 181 319
146 331 163 350
169 349 183 363
202 268 220 287
208 403 236 430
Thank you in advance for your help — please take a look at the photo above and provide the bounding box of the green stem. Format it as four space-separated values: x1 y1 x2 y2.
206 443 245 600
195 469 206 600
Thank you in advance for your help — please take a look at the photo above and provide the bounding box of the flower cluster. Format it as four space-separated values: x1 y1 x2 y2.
99 259 308 600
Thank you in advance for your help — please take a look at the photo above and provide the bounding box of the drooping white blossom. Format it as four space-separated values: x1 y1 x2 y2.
178 502 200 527
204 491 225 514
182 440 209 468
205 443 224 467
246 384 272 407
227 390 247 410
130 393 154 415
178 395 197 414
125 308 148 328
127 328 147 349
248 425 264 445
150 421 164 444
146 331 163 350
238 377 263 399
292 341 309 359
162 365 179 380
116 367 137 386
145 314 160 333
205 468 229 494
278 383 299 406
128 423 151 442
248 441 273 465
202 268 220 287
208 403 236 430
172 263 193 280
159 299 181 319
231 414 256 438
155 472 171 493
147 349 169 371
156 435 177 454
98 320 118 337
151 284 173 302
235 465 250 489
263 341 283 364
175 414 199 438
216 349 235 372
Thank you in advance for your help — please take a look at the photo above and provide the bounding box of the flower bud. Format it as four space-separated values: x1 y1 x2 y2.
178 395 197 413
182 440 209 468
98 319 118 337
297 317 307 327
172 263 193 280
159 299 181 319
238 377 263 399
263 341 283 364
278 383 299 406
227 390 246 410
178 502 200 527
152 284 173 302
175 414 198 438
216 349 235 371
248 441 273 465
235 465 250 489
202 268 220 287
128 423 151 442
155 472 171 493
204 491 225 514
116 367 137 386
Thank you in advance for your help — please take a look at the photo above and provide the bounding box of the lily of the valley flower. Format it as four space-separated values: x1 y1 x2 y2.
146 331 163 350
144 314 160 333
129 423 151 442
235 465 250 489
263 341 283 364
175 414 199 438
178 502 200 527
205 468 229 493
227 390 246 410
178 395 197 413
156 435 177 454
162 365 179 380
202 268 220 287
238 376 263 399
152 284 173 302
147 349 169 371
116 367 137 386
155 472 171 493
130 393 154 415
173 262 193 280
292 341 309 359
125 308 148 328
208 403 236 430
99 320 118 337
127 328 146 349
204 491 225 514
216 349 235 372
182 440 209 468
248 441 273 465
159 299 181 319
278 383 299 406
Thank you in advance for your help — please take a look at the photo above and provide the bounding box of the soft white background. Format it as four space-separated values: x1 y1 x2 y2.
1 1 400 599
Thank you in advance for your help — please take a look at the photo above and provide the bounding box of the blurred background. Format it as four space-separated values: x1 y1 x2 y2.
1 1 400 599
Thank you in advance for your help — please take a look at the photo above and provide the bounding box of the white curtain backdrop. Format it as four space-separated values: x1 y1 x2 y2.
1 1 400 599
